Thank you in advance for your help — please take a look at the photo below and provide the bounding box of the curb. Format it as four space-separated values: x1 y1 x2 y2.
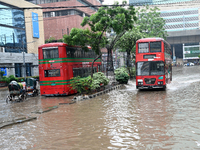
71 84 123 102
0 117 37 129
31 106 58 114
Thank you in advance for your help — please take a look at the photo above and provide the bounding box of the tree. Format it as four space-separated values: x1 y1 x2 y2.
63 28 107 77
136 5 167 39
115 5 167 78
115 27 144 78
64 0 137 77
96 1 137 75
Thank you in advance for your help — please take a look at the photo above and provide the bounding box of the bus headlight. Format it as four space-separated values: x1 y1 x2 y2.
158 81 163 85
138 79 143 85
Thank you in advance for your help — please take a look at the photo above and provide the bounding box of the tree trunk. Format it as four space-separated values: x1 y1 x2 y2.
126 50 132 78
91 54 102 78
106 47 114 77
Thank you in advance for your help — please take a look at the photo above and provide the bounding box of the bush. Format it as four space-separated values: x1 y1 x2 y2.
69 72 109 94
1 75 18 84
69 76 93 95
0 71 4 77
114 67 130 84
92 72 109 86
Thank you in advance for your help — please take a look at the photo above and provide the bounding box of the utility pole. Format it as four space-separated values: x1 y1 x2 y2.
22 40 26 81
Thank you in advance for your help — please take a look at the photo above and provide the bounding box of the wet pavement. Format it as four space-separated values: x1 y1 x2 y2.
0 66 200 149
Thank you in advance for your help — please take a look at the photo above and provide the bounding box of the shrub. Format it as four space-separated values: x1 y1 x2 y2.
1 75 18 84
69 72 109 94
0 71 4 77
69 76 93 95
114 67 129 76
93 72 109 86
1 76 10 83
114 67 130 84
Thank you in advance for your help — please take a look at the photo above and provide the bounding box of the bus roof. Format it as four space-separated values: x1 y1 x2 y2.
38 42 92 49
38 42 67 48
136 38 164 43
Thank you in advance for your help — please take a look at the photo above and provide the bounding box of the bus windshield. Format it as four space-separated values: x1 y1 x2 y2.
138 41 161 53
137 61 164 76
43 47 59 59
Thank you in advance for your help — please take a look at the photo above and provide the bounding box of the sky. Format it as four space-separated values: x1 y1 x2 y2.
103 0 125 5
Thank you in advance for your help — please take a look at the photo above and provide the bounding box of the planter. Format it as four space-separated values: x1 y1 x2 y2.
0 81 7 87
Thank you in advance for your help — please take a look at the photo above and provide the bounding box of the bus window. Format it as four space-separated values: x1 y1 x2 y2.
137 62 149 76
137 61 164 76
43 47 59 59
150 42 161 52
44 69 60 77
66 47 76 58
138 43 149 53
150 61 164 75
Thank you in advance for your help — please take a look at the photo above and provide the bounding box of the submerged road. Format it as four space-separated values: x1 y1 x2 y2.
0 66 200 149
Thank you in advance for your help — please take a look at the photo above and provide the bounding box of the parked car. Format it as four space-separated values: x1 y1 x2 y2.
184 62 194 66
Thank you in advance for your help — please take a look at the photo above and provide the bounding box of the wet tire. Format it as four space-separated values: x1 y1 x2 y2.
162 85 166 91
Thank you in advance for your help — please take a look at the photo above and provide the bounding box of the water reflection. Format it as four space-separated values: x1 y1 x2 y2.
135 90 174 149
103 91 140 149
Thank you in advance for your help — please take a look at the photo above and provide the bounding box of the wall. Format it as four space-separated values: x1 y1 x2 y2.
0 52 39 77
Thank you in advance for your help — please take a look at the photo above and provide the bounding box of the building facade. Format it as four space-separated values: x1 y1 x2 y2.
129 0 200 64
0 0 45 77
129 0 194 5
26 0 103 40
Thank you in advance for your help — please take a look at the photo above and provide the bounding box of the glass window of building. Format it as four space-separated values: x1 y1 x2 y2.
0 3 27 53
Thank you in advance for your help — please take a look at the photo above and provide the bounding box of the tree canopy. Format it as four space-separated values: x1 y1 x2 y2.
63 0 137 76
136 5 168 39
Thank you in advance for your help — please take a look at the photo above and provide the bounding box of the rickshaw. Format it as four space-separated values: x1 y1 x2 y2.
26 78 39 97
6 81 27 103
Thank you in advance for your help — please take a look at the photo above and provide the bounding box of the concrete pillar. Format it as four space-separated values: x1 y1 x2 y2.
173 46 176 63
183 43 185 63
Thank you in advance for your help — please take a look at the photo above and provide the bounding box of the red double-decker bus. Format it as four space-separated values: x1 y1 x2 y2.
135 38 172 90
38 43 102 96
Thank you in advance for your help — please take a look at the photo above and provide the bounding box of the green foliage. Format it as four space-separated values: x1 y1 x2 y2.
0 71 4 79
64 1 137 75
83 1 137 72
0 75 18 83
129 67 136 78
45 37 56 43
91 72 109 90
116 27 144 54
69 72 109 94
114 67 129 76
114 67 129 84
45 37 63 43
136 5 168 39
0 75 39 84
63 28 107 55
69 76 93 95
1 77 10 83
115 27 145 67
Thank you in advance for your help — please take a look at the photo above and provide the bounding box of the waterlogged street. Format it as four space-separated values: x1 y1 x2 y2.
1 66 200 149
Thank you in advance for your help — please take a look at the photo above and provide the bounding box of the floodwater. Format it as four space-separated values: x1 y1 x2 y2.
1 66 200 149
